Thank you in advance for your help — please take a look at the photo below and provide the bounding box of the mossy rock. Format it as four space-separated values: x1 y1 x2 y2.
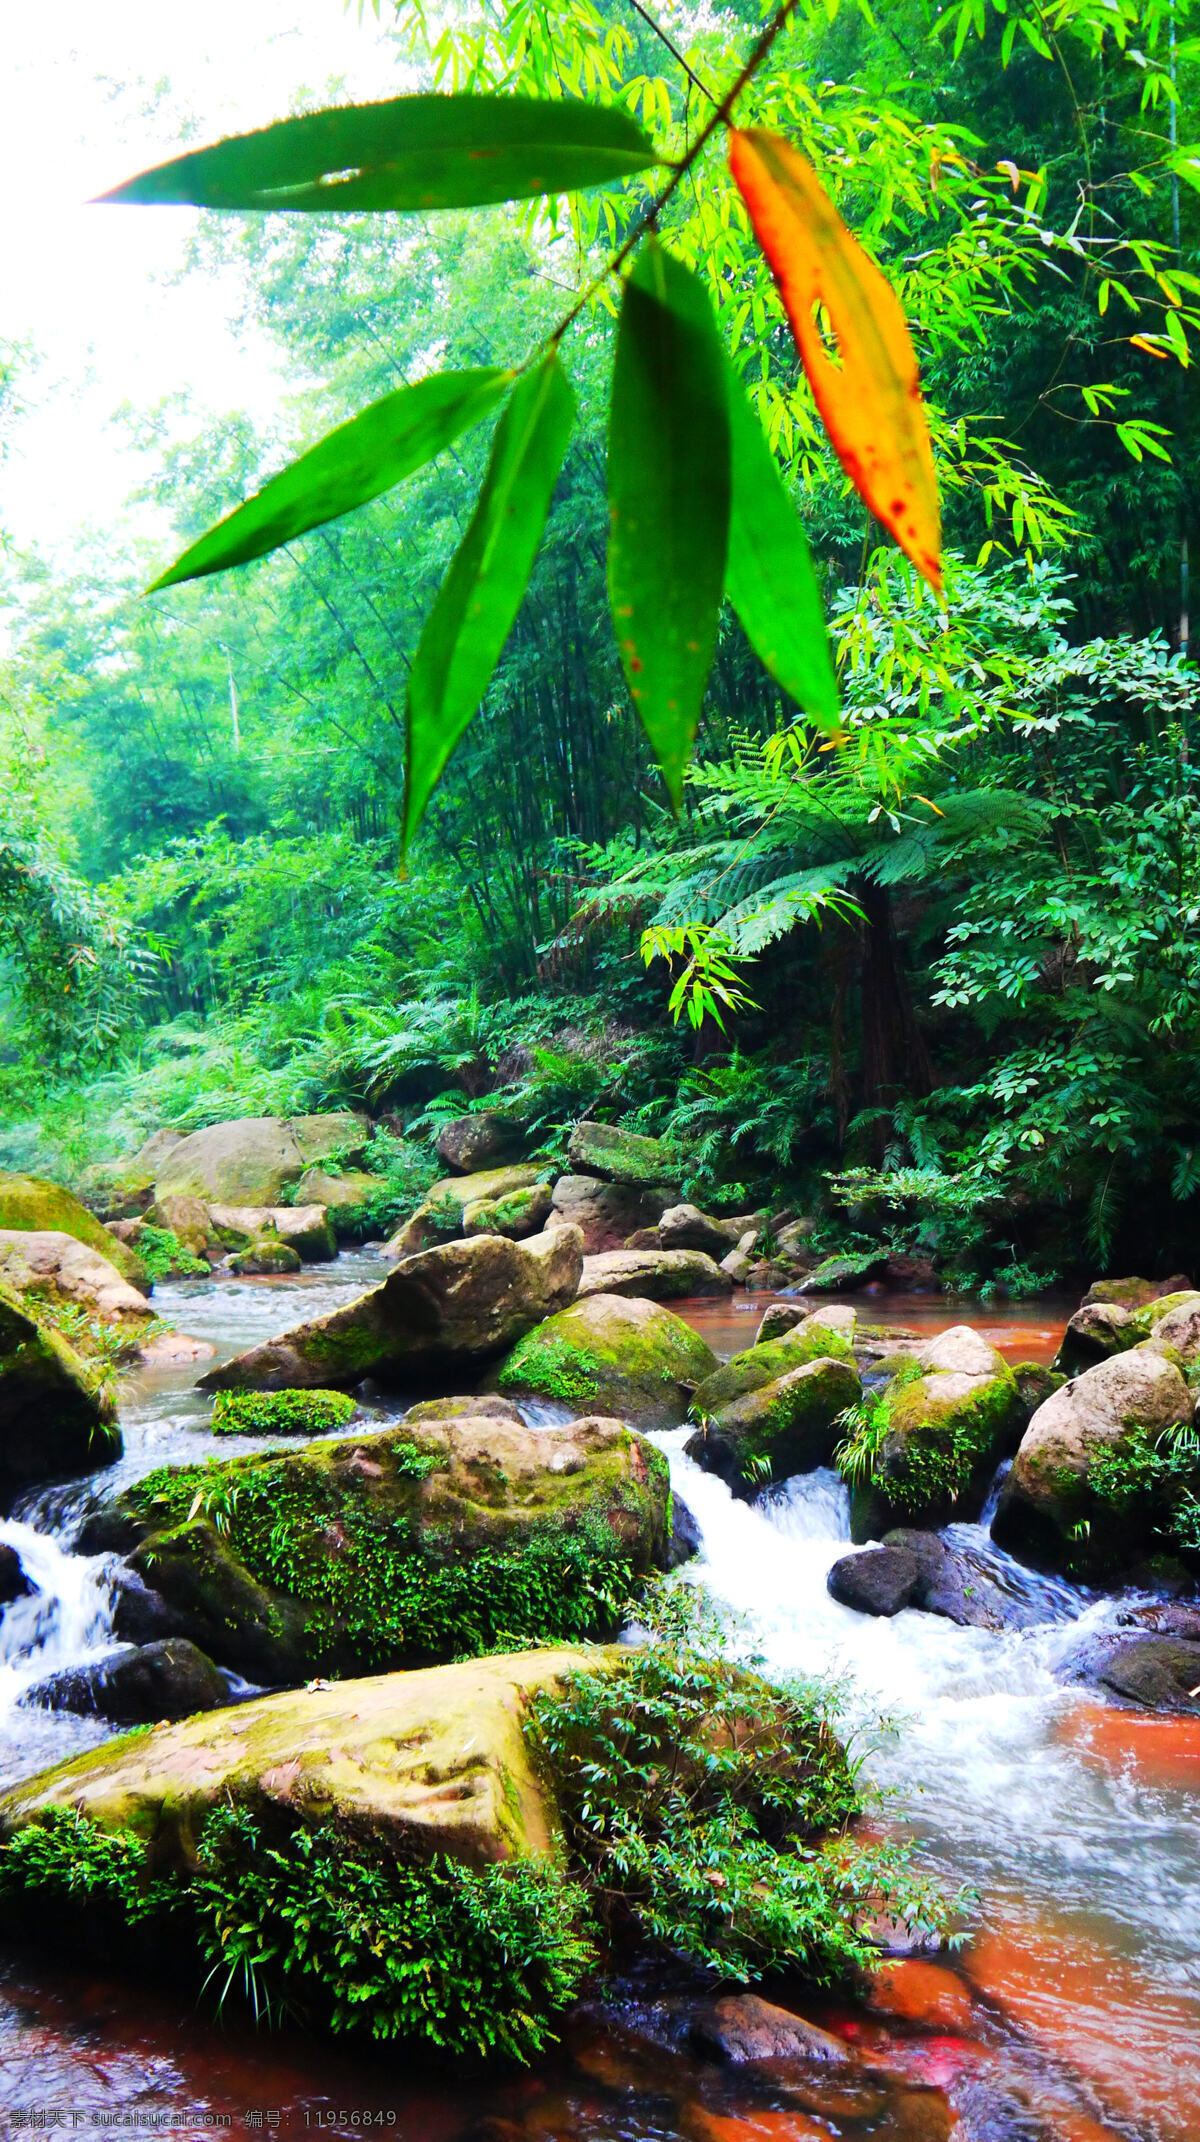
686 1357 861 1496
0 1281 121 1497
693 1319 855 1415
228 1237 303 1276
873 1365 1021 1524
87 1410 670 1681
0 1173 148 1291
565 1121 680 1188
462 1184 553 1240
211 1389 358 1437
492 1293 717 1429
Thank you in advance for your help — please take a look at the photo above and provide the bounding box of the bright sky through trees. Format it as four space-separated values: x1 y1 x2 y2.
1 2 402 557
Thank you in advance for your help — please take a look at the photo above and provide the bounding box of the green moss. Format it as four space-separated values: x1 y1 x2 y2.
498 1332 601 1406
135 1225 209 1281
210 1388 358 1437
837 1358 1018 1515
695 1325 853 1414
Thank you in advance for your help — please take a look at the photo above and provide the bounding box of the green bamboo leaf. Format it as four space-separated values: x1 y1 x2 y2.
149 368 513 592
404 352 576 847
98 95 657 214
725 376 839 725
607 240 731 808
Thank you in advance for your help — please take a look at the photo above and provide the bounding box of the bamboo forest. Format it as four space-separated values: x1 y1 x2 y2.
0 0 1198 2135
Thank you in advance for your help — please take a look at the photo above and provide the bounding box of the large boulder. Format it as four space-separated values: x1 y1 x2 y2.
828 1529 1050 1631
0 1173 148 1290
146 1193 220 1255
461 1183 553 1241
490 1293 717 1430
207 1203 337 1262
436 1113 525 1174
685 1356 861 1496
993 1345 1194 1571
1054 1301 1136 1374
0 1647 620 1871
1084 1275 1192 1310
692 1315 856 1416
549 1174 677 1254
0 1283 120 1498
658 1204 740 1257
199 1226 583 1394
81 1412 668 1682
0 1230 154 1328
154 1114 368 1207
386 1165 546 1256
576 1248 733 1302
565 1120 679 1187
1142 1291 1200 1365
23 1639 229 1725
846 1327 1023 1536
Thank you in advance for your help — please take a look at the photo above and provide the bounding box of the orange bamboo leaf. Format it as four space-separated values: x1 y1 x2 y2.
729 127 942 593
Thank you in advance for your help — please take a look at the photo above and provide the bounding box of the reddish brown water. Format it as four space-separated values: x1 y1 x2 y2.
677 1288 1073 1366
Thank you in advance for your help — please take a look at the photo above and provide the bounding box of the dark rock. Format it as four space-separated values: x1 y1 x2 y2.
23 1639 230 1724
1053 1301 1134 1373
0 1282 122 1499
1083 1274 1192 1309
435 1112 524 1174
550 1174 677 1254
688 1992 850 2065
0 1543 34 1607
1116 1599 1200 1640
109 1567 194 1645
1011 1361 1063 1424
667 1494 702 1568
883 1254 939 1291
1098 1636 1200 1711
622 1227 663 1250
827 1544 923 1617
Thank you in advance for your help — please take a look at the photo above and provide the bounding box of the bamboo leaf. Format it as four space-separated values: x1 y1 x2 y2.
730 129 942 593
404 352 575 847
99 95 658 214
725 374 839 725
150 368 513 591
607 240 731 808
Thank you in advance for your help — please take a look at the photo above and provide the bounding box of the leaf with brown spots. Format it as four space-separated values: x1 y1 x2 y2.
730 129 942 592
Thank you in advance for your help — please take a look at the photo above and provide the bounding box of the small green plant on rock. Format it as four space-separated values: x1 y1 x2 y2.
210 1389 358 1437
135 1224 209 1281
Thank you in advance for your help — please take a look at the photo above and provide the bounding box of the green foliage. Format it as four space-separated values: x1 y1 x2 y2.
527 1586 950 1980
210 1388 358 1437
135 1224 209 1281
0 1807 179 1929
1087 1419 1200 1556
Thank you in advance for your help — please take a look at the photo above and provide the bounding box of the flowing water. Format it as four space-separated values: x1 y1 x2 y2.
0 1261 1198 2140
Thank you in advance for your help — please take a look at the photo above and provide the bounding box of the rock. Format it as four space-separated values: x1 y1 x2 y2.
227 1237 303 1276
436 1113 525 1174
796 1250 888 1294
0 1231 154 1328
403 1394 526 1427
854 1327 1023 1531
0 1173 148 1290
109 1568 193 1645
1060 1632 1200 1712
550 1174 676 1254
658 1204 739 1256
692 1317 856 1415
210 1389 358 1436
688 1992 850 2066
0 1647 621 1871
386 1165 546 1255
1142 1292 1200 1365
1011 1361 1064 1423
147 1193 220 1255
1054 1301 1135 1373
828 1544 922 1616
295 1166 383 1217
154 1114 368 1208
23 1639 230 1725
208 1204 337 1262
882 1253 939 1291
1084 1274 1193 1309
754 1302 807 1345
774 1218 816 1258
88 1415 666 1681
993 1346 1193 1569
718 1229 761 1282
686 1357 861 1494
199 1226 584 1394
622 1227 663 1250
491 1292 717 1429
461 1183 553 1241
132 1128 186 1176
566 1120 679 1187
0 1283 121 1499
0 1544 34 1607
576 1248 733 1301
667 1494 702 1568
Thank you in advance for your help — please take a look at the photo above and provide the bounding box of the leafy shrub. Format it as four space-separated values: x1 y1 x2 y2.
135 1224 209 1281
210 1388 358 1437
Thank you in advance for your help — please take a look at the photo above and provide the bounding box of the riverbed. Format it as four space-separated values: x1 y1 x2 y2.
1 1258 1197 2141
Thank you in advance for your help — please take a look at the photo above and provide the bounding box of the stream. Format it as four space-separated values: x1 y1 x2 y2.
1 1258 1198 2140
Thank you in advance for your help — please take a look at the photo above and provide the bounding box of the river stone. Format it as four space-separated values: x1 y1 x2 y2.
754 1302 807 1344
0 1231 153 1329
207 1203 336 1262
0 1543 34 1607
688 1992 851 2066
693 1318 856 1416
566 1121 680 1187
155 1115 368 1207
667 1495 702 1569
0 1647 623 1872
658 1204 740 1257
685 1356 860 1495
853 1327 1023 1536
993 1345 1194 1570
88 1413 668 1683
1142 1293 1200 1365
828 1544 922 1617
1064 1633 1200 1713
295 1166 382 1216
198 1225 584 1394
23 1639 230 1725
490 1293 717 1429
461 1183 553 1241
146 1193 220 1256
0 1283 120 1497
1054 1301 1136 1373
0 1173 148 1290
386 1165 546 1255
549 1174 677 1254
576 1248 733 1302
436 1113 525 1174
1084 1275 1193 1309
227 1237 303 1277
